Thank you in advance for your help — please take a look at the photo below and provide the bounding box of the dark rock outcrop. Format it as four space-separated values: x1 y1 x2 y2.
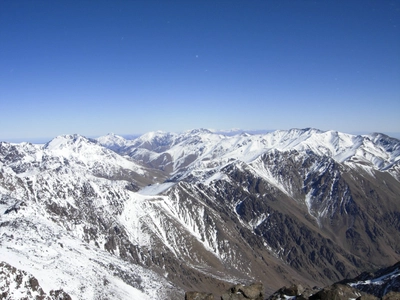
267 261 400 299
308 284 374 300
340 261 400 298
267 284 314 299
221 283 264 300
49 289 72 300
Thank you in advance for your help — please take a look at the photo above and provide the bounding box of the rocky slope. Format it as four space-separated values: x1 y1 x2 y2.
185 260 400 299
267 260 400 299
342 261 400 298
0 128 399 299
0 261 71 300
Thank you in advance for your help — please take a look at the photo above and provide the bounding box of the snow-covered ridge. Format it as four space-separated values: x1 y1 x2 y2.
1 134 147 179
346 261 400 298
97 128 400 176
1 128 399 299
0 195 174 299
96 133 136 152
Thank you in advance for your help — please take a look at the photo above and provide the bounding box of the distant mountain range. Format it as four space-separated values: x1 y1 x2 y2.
1 128 399 299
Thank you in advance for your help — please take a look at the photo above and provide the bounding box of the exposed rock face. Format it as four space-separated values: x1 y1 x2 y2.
221 283 264 300
48 290 72 300
341 261 400 298
266 261 400 300
267 284 313 299
0 261 71 300
308 284 370 300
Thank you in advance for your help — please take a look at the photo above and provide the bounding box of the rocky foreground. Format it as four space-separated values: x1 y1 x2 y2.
185 261 400 300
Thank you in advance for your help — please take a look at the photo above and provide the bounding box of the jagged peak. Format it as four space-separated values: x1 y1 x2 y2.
289 127 324 135
366 132 400 155
43 134 99 150
186 128 214 135
96 133 131 152
97 133 127 143
104 132 120 138
240 132 251 137
368 132 400 142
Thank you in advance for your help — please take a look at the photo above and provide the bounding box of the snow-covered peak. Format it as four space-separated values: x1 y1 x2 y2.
44 134 98 151
0 140 40 154
137 130 171 142
367 133 400 155
123 128 400 178
97 133 133 151
43 134 107 163
41 134 147 178
132 131 177 152
97 132 125 142
185 128 213 135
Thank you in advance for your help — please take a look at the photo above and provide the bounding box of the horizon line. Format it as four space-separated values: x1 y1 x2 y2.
2 128 400 144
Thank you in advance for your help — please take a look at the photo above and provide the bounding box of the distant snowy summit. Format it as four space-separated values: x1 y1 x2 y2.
96 127 400 173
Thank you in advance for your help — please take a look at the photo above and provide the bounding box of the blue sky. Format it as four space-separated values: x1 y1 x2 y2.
1 1 399 142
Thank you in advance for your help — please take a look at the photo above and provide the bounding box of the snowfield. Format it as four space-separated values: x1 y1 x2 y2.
0 196 174 300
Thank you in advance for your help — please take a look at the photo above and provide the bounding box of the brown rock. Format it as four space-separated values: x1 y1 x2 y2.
221 283 263 300
239 283 264 299
309 284 365 300
382 291 400 300
282 284 304 296
185 291 214 300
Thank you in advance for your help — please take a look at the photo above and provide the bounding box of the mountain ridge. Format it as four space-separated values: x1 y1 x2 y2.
1 128 399 299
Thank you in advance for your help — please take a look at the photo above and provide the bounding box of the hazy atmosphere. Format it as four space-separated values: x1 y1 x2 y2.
1 0 399 142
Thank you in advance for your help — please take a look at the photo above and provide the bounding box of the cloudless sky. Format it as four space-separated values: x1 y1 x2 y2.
1 0 399 142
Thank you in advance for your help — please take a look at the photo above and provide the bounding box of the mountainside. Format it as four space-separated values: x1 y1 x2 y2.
266 260 400 299
1 128 400 299
343 261 400 298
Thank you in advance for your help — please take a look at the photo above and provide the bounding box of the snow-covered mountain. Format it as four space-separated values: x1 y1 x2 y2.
0 135 176 299
104 128 400 177
1 128 400 299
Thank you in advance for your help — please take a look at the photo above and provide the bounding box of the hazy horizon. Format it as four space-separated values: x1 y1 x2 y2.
3 127 400 144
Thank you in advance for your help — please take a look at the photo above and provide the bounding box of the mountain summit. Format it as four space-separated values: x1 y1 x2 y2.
1 128 399 299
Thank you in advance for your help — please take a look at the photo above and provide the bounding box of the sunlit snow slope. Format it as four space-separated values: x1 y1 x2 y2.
0 128 399 299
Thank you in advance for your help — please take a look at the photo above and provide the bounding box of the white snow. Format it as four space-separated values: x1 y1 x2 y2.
0 206 168 300
202 171 230 185
44 134 145 175
118 128 400 183
349 267 400 287
1 128 399 299
138 182 176 195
